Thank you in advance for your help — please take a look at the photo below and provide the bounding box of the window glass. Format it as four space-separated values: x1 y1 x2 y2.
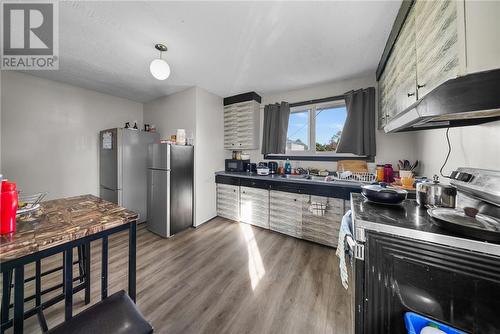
286 110 309 151
315 106 347 152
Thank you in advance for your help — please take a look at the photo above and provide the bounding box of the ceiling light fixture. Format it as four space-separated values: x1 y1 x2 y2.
150 43 170 80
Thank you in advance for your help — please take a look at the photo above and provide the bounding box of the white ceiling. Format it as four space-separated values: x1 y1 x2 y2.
24 1 400 102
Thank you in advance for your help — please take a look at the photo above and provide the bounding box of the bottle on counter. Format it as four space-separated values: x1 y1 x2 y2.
1 180 18 235
284 159 292 175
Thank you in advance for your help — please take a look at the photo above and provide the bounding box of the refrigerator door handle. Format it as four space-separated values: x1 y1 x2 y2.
101 185 121 191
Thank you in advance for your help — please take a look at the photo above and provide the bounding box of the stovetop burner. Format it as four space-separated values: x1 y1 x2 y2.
428 207 500 242
427 168 500 242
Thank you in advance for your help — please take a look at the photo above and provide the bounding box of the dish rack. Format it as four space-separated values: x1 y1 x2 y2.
17 192 46 216
333 171 376 184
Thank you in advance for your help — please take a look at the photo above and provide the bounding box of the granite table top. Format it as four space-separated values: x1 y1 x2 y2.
0 194 138 263
351 193 500 257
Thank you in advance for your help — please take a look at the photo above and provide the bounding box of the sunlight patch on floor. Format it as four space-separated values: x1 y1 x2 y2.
239 223 266 291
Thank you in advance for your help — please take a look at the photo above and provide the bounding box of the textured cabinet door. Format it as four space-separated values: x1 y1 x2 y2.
393 5 417 112
240 186 269 229
415 0 462 98
378 50 398 128
269 191 303 238
301 196 344 247
223 106 238 149
224 101 260 150
216 184 239 221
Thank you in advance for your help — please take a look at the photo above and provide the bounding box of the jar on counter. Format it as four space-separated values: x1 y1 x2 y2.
376 165 385 182
383 164 394 183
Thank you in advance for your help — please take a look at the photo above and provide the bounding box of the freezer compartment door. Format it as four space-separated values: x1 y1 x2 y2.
147 169 170 237
99 128 119 190
148 143 170 170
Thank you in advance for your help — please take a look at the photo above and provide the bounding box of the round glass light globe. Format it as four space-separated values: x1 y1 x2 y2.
150 59 170 80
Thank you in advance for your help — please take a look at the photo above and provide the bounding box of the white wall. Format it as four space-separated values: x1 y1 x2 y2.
240 75 416 170
143 87 225 227
143 87 197 141
1 72 143 199
413 120 500 179
194 88 224 226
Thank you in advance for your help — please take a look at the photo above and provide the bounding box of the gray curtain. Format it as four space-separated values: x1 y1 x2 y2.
336 87 376 157
261 102 290 155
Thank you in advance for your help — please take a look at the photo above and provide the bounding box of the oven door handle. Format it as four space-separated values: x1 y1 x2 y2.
346 235 365 261
346 235 356 249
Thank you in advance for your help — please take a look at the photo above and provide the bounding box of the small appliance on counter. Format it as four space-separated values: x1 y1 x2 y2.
268 161 278 174
225 159 250 172
256 162 270 176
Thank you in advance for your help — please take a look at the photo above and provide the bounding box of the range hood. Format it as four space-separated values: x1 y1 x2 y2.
384 69 500 133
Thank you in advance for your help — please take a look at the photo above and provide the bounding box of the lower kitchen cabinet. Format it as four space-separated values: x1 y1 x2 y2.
269 191 303 238
216 183 239 221
216 182 351 248
301 196 344 247
240 186 269 229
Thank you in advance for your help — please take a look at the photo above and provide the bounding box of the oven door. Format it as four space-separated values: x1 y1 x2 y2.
360 231 500 333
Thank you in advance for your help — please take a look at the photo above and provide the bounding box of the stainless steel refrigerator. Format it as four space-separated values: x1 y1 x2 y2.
147 143 194 237
99 128 160 223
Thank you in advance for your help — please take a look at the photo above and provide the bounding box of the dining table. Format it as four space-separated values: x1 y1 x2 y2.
0 194 138 334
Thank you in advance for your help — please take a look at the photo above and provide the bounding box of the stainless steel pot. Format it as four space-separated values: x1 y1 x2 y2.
417 175 457 208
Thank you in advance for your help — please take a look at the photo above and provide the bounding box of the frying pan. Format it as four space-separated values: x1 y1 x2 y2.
362 184 408 204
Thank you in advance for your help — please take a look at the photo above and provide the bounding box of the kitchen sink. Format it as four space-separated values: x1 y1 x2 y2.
284 174 362 186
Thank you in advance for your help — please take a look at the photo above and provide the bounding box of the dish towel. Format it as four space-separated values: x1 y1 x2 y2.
336 210 353 290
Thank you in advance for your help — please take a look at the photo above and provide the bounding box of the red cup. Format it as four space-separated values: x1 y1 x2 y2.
1 180 18 234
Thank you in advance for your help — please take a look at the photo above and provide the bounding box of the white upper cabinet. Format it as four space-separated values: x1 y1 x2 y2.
415 0 465 98
223 100 260 150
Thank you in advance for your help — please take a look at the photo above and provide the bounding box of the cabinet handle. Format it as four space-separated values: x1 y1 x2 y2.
417 83 426 89
407 92 415 97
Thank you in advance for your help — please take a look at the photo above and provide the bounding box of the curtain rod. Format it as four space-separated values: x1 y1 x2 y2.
288 94 345 108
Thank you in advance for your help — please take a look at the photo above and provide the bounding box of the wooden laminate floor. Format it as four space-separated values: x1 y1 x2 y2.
3 217 352 334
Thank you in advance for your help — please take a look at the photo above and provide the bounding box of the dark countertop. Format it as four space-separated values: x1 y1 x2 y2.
0 194 138 263
215 171 362 189
215 171 363 200
351 193 500 257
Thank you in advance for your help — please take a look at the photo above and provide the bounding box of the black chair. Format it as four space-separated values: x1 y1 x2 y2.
46 290 153 334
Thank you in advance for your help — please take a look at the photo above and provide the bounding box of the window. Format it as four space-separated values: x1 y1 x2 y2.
286 110 309 151
285 100 351 157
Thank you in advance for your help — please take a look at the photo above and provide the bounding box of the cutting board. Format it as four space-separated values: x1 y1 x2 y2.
336 160 368 172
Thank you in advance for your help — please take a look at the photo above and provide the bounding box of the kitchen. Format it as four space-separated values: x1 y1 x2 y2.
1 1 500 334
